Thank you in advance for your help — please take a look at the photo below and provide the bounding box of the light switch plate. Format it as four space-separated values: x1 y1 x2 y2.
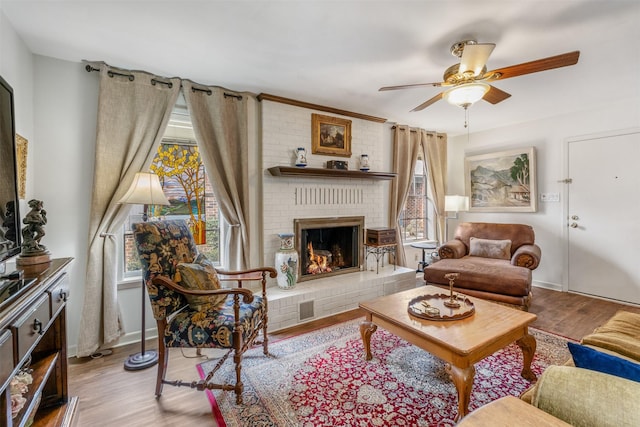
540 192 560 202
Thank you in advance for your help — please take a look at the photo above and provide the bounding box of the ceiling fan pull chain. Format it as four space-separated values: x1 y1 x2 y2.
464 107 469 129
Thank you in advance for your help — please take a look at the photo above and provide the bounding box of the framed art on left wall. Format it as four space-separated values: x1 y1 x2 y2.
465 147 537 212
16 133 27 200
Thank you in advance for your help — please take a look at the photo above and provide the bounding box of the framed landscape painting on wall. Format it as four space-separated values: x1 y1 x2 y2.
311 113 352 157
465 147 537 212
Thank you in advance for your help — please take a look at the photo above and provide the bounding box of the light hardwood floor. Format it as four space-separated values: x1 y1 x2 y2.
68 283 640 426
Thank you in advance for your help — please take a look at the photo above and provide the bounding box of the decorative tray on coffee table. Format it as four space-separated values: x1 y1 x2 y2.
408 293 475 321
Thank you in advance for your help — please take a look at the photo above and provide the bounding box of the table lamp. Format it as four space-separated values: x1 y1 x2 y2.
444 195 469 241
118 172 170 370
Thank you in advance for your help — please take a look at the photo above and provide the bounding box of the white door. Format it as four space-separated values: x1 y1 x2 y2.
567 130 640 304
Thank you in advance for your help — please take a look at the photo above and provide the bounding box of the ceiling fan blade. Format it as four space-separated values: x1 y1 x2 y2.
459 43 495 76
379 82 444 91
483 85 511 104
484 51 580 81
411 92 444 111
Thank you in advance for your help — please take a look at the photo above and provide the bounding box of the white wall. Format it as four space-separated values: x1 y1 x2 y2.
2 8 148 354
32 55 99 354
1 9 34 207
447 96 639 290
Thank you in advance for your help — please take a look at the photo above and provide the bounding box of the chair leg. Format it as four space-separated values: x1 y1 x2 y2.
233 350 244 404
155 341 168 397
262 314 269 355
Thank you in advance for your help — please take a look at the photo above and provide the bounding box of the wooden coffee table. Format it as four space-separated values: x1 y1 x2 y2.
358 285 537 421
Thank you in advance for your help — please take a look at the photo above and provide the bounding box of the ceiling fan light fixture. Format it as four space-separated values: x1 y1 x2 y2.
444 82 490 108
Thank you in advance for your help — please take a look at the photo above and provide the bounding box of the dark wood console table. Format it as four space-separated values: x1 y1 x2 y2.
0 257 77 426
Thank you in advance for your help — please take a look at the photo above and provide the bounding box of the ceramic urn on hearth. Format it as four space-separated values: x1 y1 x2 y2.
275 233 298 290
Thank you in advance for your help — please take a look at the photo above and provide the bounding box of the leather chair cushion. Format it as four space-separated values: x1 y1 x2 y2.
165 294 265 348
424 256 531 297
469 237 512 260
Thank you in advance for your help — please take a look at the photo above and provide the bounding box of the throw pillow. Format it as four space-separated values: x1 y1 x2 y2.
567 341 640 382
176 254 226 311
468 237 512 260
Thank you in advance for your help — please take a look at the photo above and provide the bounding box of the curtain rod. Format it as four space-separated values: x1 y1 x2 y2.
391 125 444 137
85 64 241 99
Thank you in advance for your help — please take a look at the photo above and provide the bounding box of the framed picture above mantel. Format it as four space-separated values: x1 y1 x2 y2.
465 147 537 212
311 113 352 157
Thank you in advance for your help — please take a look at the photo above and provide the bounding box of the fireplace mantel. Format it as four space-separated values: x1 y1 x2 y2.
268 166 396 180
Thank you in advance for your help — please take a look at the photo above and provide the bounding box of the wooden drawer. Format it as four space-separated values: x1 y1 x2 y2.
0 329 13 391
48 272 70 317
11 294 51 364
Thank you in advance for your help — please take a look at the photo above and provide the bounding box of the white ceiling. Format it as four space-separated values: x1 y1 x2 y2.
2 0 639 136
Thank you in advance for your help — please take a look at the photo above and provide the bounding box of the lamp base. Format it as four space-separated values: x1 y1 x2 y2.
124 350 159 371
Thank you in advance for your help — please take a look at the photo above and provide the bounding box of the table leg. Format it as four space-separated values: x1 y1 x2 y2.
516 331 537 381
418 248 426 272
445 363 475 422
359 321 378 361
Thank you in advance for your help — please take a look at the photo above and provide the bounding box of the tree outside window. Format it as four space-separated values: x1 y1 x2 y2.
150 144 207 243
122 142 221 275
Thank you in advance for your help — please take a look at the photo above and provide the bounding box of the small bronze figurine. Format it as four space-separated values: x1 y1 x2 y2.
21 199 48 255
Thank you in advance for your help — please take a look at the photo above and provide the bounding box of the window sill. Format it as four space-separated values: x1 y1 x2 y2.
117 277 142 291
403 239 437 247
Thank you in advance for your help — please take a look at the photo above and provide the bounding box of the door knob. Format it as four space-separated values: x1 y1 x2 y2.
570 222 578 228
571 215 579 220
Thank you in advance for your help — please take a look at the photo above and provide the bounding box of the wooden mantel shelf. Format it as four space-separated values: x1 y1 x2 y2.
268 166 396 180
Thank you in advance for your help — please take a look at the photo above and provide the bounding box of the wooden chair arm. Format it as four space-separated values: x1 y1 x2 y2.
216 267 278 280
217 267 277 293
152 276 255 303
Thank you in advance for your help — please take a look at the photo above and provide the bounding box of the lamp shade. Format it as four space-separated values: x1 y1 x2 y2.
444 82 490 108
445 195 469 212
117 172 170 206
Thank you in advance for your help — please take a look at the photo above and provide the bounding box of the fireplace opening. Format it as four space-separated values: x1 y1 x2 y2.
294 216 364 281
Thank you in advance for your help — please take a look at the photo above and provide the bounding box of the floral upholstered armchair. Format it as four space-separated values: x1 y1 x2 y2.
132 219 276 404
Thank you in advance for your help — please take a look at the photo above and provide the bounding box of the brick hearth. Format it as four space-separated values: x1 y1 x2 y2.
267 265 416 331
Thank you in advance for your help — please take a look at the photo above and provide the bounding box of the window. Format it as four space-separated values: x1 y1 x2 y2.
119 105 223 281
398 156 434 242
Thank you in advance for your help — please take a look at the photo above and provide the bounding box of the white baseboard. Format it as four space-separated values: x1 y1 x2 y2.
532 280 562 291
67 328 158 358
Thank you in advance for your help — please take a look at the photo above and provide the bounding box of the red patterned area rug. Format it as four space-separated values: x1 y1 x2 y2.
198 319 571 427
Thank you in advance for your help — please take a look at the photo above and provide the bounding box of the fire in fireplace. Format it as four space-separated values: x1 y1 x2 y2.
294 216 364 281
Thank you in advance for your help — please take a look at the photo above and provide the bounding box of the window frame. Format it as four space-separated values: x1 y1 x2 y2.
398 157 435 243
116 103 225 285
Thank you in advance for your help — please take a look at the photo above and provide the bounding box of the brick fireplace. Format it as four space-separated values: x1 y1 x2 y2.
294 216 364 281
259 100 416 332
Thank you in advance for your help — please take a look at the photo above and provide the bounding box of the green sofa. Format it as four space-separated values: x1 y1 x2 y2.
520 310 640 426
459 310 640 426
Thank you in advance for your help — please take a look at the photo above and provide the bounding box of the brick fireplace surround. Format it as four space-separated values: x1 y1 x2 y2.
258 100 417 331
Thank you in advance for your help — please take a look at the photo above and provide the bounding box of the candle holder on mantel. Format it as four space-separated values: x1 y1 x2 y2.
443 272 461 308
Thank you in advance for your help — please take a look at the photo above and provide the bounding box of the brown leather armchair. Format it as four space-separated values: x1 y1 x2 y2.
424 222 541 310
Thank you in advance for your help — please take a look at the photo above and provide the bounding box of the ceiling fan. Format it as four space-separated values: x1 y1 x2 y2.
380 40 580 112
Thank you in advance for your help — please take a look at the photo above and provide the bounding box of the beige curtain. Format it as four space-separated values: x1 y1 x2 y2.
76 64 180 357
390 126 447 266
182 81 252 270
389 125 422 267
423 133 448 244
